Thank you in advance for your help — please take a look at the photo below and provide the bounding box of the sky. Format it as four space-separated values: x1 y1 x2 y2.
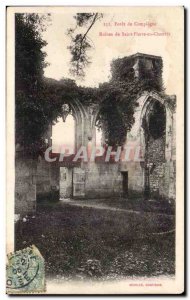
41 7 184 95
52 115 75 153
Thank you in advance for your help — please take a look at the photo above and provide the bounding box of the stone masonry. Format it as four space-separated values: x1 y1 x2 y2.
15 53 176 215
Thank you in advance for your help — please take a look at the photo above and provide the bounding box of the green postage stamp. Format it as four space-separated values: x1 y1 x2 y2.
6 245 45 294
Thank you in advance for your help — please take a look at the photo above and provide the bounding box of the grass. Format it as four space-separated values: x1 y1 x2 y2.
96 197 175 214
15 201 175 281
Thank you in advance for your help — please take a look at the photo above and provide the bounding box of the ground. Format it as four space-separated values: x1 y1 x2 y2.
15 199 175 281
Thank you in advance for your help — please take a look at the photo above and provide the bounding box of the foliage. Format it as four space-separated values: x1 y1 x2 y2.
15 12 101 156
95 56 164 146
67 13 103 78
97 81 137 147
15 13 50 91
111 55 164 91
15 13 50 155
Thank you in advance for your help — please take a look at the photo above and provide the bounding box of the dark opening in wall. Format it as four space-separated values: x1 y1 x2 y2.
121 171 128 197
148 101 166 140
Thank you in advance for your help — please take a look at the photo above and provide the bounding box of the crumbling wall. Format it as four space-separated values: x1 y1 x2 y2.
146 134 166 196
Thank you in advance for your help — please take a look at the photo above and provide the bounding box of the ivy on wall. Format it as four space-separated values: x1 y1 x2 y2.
95 56 164 146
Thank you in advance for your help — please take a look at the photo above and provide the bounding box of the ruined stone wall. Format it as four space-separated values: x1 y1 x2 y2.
35 91 176 202
84 162 123 199
119 92 176 200
50 164 60 191
36 159 60 201
120 161 144 195
146 134 166 196
14 54 177 218
15 157 37 216
36 159 51 195
35 160 123 200
160 161 176 200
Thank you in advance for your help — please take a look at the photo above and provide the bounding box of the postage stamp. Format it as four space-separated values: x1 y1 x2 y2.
6 245 45 294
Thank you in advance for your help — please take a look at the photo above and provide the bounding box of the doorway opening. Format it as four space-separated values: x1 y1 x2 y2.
121 171 128 197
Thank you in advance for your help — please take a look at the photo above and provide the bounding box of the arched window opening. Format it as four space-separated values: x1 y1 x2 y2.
95 125 103 147
52 114 75 154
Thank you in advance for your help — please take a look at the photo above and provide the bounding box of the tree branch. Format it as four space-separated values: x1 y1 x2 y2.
68 13 103 77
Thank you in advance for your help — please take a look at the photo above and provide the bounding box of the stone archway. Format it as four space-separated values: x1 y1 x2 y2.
141 98 166 198
36 99 88 201
139 92 176 200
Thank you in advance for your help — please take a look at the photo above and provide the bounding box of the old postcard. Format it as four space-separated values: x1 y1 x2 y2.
6 6 184 294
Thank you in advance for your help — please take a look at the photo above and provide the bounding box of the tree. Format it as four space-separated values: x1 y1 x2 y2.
15 13 56 156
67 13 103 78
16 14 91 156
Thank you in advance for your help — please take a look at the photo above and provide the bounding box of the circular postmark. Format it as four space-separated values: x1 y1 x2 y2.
6 245 44 291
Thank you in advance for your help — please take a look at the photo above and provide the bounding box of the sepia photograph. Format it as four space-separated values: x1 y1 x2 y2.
6 6 184 294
